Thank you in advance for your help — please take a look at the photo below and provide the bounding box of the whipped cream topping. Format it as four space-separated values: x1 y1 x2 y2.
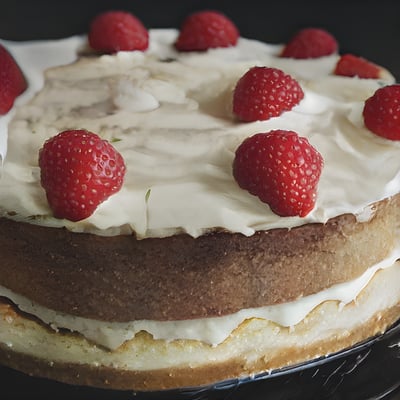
0 36 83 164
1 247 399 350
0 30 398 238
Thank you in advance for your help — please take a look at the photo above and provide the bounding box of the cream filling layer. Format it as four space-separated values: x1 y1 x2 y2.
1 246 399 351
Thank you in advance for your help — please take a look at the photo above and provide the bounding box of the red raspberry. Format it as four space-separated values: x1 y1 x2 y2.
175 10 239 51
233 130 323 217
281 28 338 59
334 54 381 79
363 84 400 140
233 66 304 122
88 10 149 53
39 129 126 221
0 44 27 114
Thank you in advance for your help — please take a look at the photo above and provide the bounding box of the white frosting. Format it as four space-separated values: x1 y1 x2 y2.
0 36 83 163
0 29 398 238
1 246 399 350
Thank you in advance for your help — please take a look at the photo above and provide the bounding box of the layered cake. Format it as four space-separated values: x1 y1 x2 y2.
0 10 400 391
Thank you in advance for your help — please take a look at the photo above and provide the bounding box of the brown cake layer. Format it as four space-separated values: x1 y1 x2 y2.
0 195 398 322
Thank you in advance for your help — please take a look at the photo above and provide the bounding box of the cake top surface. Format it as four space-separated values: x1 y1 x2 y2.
0 28 399 238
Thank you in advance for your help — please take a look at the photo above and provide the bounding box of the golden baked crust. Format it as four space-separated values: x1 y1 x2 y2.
0 195 398 322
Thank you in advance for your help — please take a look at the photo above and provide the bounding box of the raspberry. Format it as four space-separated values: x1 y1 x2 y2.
232 66 304 122
233 130 323 217
0 44 27 114
175 10 239 51
39 129 126 221
363 84 400 140
88 10 149 53
281 28 338 59
334 54 381 79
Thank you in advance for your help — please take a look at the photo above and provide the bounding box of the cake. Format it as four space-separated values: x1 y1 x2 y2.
0 10 399 392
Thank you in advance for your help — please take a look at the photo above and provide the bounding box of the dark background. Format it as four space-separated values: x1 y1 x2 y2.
0 1 400 399
0 0 400 80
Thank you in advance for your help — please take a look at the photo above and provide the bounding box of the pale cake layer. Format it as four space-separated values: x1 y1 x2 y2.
0 263 399 391
0 195 398 323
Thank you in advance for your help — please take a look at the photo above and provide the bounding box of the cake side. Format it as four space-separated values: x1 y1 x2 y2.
1 262 399 391
0 195 397 323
